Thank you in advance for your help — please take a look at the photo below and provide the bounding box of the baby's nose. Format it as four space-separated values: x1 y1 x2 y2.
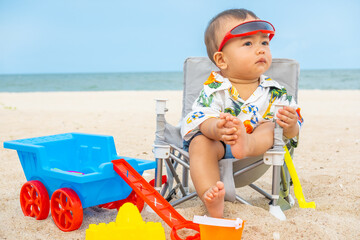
256 45 266 54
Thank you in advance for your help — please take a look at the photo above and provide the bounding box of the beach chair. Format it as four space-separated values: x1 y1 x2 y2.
153 57 300 220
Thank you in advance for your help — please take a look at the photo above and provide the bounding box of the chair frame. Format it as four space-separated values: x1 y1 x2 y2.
152 57 298 220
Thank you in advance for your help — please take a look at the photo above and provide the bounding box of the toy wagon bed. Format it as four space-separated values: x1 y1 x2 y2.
3 132 156 231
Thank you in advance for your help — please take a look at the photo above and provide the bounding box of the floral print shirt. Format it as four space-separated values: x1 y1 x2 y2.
181 71 304 147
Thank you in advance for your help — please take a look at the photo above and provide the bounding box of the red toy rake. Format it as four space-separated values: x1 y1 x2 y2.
112 159 200 240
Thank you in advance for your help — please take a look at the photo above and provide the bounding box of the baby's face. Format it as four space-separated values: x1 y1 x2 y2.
216 17 272 80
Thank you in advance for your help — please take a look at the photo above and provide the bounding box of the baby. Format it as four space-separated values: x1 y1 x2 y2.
181 9 303 218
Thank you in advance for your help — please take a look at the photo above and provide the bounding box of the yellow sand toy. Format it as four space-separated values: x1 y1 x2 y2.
284 146 316 209
85 202 166 240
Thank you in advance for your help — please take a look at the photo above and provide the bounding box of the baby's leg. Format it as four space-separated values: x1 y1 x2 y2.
189 134 226 218
231 120 274 159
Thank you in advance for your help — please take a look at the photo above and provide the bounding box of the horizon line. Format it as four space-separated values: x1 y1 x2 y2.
1 67 360 76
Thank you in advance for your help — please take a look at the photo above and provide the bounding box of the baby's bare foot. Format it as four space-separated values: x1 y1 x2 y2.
228 118 250 159
203 181 225 218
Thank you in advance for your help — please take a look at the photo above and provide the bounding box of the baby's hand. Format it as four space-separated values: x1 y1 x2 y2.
220 113 240 125
219 112 233 120
218 113 241 145
276 106 299 139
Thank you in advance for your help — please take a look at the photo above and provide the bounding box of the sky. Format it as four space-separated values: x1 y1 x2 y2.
0 0 359 74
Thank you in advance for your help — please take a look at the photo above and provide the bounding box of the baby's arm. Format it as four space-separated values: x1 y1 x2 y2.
276 106 299 139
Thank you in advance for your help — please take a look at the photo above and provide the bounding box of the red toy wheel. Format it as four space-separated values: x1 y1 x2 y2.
50 188 83 232
20 180 50 220
98 191 145 212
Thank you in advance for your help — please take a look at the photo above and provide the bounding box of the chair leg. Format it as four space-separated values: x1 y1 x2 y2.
182 166 189 193
170 192 198 207
280 165 289 196
173 148 190 194
269 165 286 220
271 165 281 206
155 158 164 193
249 184 273 200
165 158 187 196
160 182 169 197
235 195 252 205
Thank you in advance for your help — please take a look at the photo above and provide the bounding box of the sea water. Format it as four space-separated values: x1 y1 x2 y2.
0 69 359 92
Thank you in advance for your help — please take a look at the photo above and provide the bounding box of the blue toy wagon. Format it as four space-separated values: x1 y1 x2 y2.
3 132 156 231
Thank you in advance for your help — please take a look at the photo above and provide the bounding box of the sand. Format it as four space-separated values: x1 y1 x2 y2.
0 90 359 240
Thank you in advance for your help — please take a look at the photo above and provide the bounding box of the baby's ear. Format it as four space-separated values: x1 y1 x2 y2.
213 52 227 70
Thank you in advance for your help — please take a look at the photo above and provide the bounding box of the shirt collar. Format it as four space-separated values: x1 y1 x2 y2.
203 71 232 96
245 75 282 103
259 75 282 89
203 72 282 96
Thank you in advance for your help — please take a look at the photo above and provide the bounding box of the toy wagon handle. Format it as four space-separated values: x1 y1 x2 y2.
170 221 200 240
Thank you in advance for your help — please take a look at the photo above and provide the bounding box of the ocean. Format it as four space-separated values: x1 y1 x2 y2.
0 69 359 92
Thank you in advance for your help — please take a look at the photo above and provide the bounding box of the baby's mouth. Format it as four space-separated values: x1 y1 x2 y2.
256 58 267 64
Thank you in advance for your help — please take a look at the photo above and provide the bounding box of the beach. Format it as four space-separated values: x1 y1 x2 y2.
0 90 359 240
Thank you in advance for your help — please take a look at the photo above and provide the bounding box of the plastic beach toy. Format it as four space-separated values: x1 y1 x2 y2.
3 133 156 232
284 146 316 209
112 159 200 240
86 202 166 240
193 215 245 240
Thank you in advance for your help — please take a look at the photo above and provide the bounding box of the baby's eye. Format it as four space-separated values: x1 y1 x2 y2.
244 41 252 46
262 41 269 46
